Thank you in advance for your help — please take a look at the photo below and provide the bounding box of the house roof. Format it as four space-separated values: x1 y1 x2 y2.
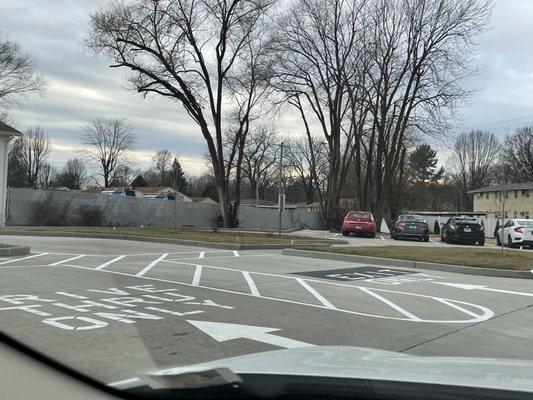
191 196 218 204
468 182 533 194
0 121 22 137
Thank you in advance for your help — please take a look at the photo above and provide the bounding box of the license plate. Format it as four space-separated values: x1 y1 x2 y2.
355 226 362 230
464 227 471 232
408 225 416 229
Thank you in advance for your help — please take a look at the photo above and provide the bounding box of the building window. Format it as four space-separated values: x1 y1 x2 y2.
486 193 489 199
526 212 530 219
514 211 518 218
522 190 530 198
515 191 519 198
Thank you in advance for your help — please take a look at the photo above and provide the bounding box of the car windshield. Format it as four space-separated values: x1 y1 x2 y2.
400 215 425 221
3 1 533 399
347 212 371 218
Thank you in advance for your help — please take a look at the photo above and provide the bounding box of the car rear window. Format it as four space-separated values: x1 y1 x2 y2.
347 212 371 218
455 218 479 225
400 215 424 221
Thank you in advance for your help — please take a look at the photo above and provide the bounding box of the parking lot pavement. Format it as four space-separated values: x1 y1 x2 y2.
291 229 513 250
1 235 533 385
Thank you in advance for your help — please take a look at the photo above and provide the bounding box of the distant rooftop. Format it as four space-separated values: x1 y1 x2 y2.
468 182 533 194
0 121 22 137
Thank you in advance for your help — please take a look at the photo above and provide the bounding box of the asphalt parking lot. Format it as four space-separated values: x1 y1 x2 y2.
1 235 533 386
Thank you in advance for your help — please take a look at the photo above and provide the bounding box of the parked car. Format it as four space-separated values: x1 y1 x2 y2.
391 214 429 242
342 211 376 238
441 216 485 246
496 219 533 248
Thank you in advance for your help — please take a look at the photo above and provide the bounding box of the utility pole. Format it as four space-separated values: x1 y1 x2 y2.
256 163 260 208
278 142 284 237
500 190 505 255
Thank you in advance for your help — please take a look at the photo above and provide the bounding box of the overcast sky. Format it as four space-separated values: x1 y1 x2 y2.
1 0 533 176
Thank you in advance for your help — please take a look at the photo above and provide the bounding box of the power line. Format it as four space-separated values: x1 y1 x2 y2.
458 114 533 130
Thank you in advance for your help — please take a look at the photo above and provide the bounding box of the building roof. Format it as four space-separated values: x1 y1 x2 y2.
191 196 218 205
468 182 533 194
0 121 22 137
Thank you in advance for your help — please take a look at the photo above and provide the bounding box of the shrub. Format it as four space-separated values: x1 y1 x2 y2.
494 220 500 238
433 220 440 235
30 193 71 226
77 205 102 226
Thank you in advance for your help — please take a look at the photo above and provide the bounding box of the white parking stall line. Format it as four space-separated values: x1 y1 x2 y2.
429 239 443 245
192 265 203 286
295 278 336 309
49 254 85 266
61 263 494 324
135 253 169 277
242 271 260 296
357 287 421 322
233 251 240 257
94 255 126 271
198 252 205 259
0 253 48 265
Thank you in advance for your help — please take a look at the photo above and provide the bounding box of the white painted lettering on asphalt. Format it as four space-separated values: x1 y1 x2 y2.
43 316 109 331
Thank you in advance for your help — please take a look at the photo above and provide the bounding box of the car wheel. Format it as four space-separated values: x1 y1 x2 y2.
342 231 349 237
478 241 485 246
424 235 430 242
496 234 501 246
508 235 516 248
369 231 376 238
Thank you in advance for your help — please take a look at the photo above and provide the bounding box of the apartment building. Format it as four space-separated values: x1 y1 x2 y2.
469 182 533 219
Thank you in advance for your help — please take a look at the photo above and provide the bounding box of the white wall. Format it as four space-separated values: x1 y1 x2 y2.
0 137 9 227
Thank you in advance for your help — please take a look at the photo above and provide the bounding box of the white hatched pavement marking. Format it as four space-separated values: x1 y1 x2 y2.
192 265 203 286
60 263 494 324
233 251 240 257
49 254 85 266
0 253 48 265
135 253 169 277
242 271 260 296
94 255 126 271
435 298 480 318
295 278 336 309
198 252 205 259
358 287 421 321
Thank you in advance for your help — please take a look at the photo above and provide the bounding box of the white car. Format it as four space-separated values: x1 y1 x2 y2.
496 219 533 248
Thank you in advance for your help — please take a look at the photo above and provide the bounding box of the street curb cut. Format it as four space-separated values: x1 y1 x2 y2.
0 245 30 257
0 231 347 251
282 249 533 280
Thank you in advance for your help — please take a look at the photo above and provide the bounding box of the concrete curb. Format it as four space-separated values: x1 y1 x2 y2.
0 245 30 257
0 231 347 251
282 249 533 280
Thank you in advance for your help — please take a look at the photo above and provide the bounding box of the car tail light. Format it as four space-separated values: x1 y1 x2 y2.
515 227 523 233
449 224 456 230
396 222 404 228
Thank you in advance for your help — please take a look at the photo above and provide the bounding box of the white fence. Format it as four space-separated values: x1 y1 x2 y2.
5 188 323 231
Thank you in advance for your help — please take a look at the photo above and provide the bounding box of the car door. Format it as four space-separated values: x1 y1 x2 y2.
442 218 451 238
502 220 513 240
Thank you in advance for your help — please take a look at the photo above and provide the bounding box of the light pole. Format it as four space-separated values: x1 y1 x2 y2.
278 141 284 237
256 163 260 208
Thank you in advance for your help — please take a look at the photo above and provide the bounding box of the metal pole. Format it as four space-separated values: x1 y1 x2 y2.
256 163 260 208
278 142 284 237
501 190 505 254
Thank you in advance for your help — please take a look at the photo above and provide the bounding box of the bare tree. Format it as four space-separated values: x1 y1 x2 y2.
0 33 46 110
38 163 57 188
151 149 172 185
81 118 136 187
449 130 500 210
56 158 87 190
241 125 277 200
501 127 533 183
86 0 275 227
15 127 51 188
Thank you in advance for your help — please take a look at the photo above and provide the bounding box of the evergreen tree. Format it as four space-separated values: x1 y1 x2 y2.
131 174 147 187
169 157 188 193
409 144 444 183
433 219 440 235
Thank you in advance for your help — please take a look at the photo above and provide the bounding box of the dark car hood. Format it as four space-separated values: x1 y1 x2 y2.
111 346 533 392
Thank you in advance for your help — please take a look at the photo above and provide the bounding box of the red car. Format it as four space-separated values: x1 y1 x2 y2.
342 211 376 238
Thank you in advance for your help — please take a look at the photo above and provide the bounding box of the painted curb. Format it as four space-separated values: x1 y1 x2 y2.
0 245 31 257
0 231 347 251
282 249 533 280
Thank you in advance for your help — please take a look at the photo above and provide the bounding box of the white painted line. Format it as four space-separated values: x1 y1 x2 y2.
94 255 126 271
429 239 442 245
61 263 494 324
135 253 169 277
165 254 276 262
192 265 203 286
242 271 260 296
198 252 205 259
0 253 48 265
233 251 240 257
435 299 480 318
358 287 421 321
49 254 85 266
296 278 336 309
380 236 385 241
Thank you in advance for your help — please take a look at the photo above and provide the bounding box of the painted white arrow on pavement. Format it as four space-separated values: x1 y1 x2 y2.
187 320 314 349
435 282 533 298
